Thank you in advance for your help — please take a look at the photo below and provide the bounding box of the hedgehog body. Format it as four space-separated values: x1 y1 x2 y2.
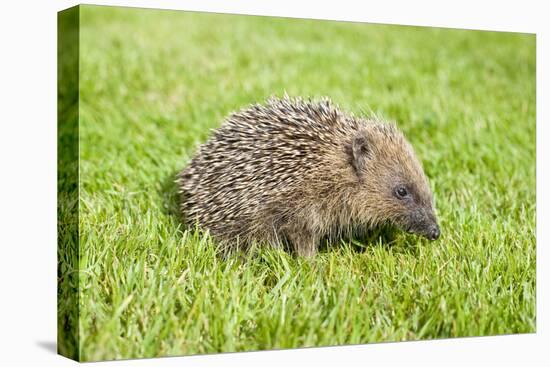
178 97 439 256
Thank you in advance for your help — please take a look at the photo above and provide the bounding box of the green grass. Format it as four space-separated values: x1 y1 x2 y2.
63 5 535 361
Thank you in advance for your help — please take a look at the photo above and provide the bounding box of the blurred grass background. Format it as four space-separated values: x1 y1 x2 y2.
69 5 535 361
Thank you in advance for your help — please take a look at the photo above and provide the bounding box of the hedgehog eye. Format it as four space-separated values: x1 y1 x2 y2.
394 186 409 199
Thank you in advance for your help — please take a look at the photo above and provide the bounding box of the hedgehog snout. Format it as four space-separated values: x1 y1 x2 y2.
426 224 440 241
419 216 440 241
403 208 440 241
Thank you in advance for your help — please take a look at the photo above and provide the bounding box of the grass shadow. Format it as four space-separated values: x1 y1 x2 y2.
318 225 399 254
159 170 186 228
357 227 399 250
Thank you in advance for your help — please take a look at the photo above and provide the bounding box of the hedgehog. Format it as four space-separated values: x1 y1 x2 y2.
177 96 440 257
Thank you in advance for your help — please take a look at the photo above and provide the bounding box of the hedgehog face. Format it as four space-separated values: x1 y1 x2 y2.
349 127 440 241
389 181 440 241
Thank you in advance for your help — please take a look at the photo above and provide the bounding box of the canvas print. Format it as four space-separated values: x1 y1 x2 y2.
57 5 536 362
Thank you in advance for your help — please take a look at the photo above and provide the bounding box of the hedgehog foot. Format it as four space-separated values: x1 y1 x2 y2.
286 228 318 257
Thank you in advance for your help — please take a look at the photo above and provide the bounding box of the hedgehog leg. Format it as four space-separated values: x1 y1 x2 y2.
286 227 319 257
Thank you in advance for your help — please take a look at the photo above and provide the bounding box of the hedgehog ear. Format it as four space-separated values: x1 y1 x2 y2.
349 135 371 177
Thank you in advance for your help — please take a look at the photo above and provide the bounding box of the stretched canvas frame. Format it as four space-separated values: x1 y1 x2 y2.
57 4 536 362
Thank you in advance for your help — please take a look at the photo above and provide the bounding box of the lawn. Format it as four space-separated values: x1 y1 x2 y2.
59 5 536 362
